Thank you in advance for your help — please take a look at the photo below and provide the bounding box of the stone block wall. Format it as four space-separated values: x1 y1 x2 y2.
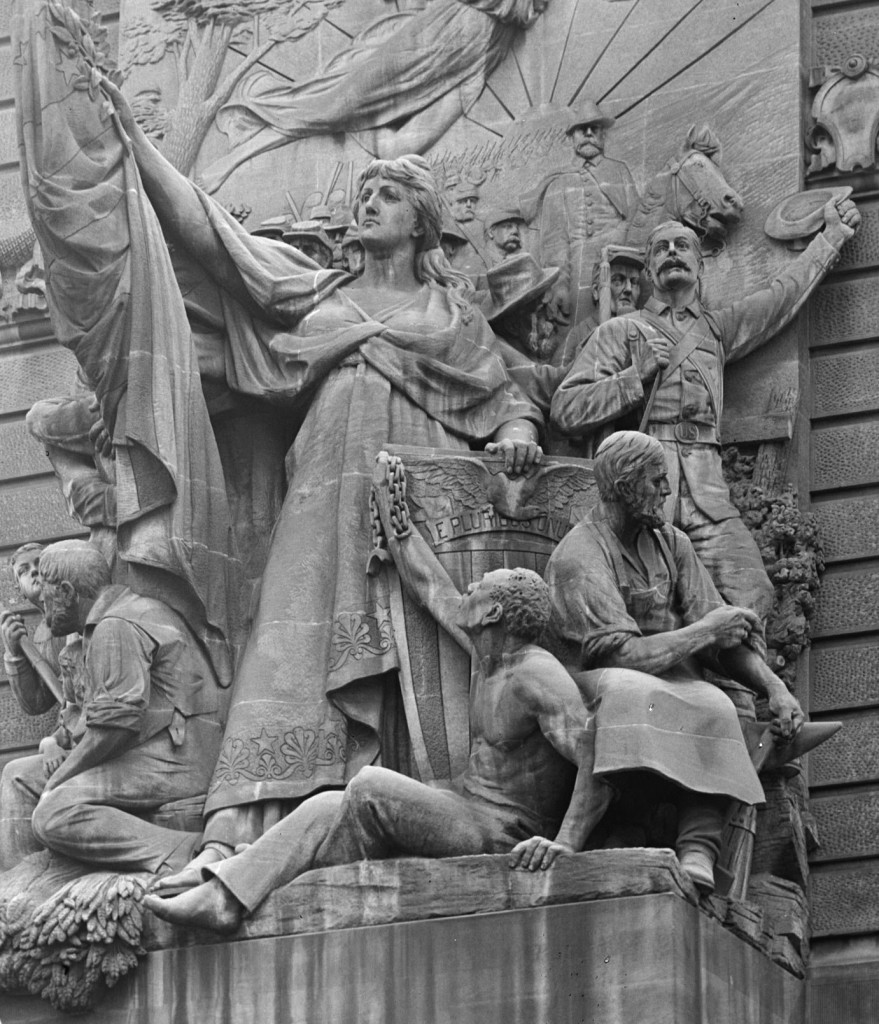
805 0 879 1019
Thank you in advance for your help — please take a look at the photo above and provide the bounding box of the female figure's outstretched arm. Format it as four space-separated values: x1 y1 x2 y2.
102 79 254 307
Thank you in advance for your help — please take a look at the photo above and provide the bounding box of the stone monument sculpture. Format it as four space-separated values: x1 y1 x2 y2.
142 529 609 932
3 540 224 873
1 0 852 1014
544 431 806 892
18 34 544 885
551 202 860 641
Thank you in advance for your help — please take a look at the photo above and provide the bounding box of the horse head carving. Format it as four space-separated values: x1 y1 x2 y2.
626 125 743 255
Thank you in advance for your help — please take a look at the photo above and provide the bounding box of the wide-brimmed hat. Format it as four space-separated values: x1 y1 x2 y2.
282 220 333 259
764 186 853 240
484 204 525 230
566 98 615 134
485 253 560 323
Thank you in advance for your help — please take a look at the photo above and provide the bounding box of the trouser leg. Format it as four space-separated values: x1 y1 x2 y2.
680 501 773 658
209 791 348 913
210 766 512 916
676 792 728 860
0 755 47 870
32 716 221 873
333 766 509 860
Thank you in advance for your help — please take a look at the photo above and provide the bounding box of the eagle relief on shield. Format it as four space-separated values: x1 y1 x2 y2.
369 447 596 783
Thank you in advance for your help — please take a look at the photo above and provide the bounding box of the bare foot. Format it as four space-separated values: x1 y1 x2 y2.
143 878 242 934
154 847 227 892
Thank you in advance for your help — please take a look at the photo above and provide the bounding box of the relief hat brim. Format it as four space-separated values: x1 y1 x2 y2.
764 186 853 240
486 261 561 323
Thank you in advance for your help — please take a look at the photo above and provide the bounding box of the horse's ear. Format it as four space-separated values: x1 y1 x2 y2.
682 124 722 163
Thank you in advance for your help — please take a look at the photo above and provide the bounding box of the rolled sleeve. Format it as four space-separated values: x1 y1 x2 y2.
719 233 840 364
546 531 642 669
83 617 155 733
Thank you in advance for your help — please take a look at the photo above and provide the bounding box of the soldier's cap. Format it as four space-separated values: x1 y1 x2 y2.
309 204 333 222
342 223 362 247
251 214 289 239
484 204 526 230
764 186 852 241
282 220 334 256
485 252 560 323
328 207 355 235
566 98 615 135
447 179 481 200
593 245 646 273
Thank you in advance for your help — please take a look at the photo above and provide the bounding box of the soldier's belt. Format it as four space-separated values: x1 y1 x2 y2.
649 421 720 445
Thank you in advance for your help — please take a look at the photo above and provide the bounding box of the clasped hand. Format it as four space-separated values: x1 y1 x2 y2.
640 334 670 381
0 609 26 658
485 438 543 477
702 605 759 649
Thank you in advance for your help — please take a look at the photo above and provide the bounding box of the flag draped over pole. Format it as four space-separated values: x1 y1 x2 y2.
12 0 249 684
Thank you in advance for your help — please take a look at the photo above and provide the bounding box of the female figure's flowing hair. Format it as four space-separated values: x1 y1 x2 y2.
354 155 474 319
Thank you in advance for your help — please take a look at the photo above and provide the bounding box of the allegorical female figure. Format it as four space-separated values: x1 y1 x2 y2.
115 86 545 864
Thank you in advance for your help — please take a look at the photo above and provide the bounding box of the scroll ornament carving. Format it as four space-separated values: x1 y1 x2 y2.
806 54 879 175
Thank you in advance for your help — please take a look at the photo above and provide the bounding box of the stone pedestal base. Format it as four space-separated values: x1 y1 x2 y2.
0 850 804 1023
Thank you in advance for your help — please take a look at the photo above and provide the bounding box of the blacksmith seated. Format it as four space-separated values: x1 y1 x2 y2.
544 431 804 891
143 567 611 933
22 540 224 874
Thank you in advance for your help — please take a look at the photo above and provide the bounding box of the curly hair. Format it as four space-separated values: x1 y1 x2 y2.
354 155 474 319
9 541 43 568
488 568 552 642
40 540 111 599
593 431 666 502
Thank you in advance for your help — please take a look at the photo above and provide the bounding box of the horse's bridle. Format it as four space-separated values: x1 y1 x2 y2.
667 152 716 236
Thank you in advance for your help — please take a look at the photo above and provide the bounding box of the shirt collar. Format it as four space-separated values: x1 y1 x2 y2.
644 295 702 318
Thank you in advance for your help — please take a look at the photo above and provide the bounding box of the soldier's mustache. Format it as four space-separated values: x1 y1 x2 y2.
659 257 690 272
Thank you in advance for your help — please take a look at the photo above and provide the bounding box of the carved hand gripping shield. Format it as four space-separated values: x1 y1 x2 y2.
371 446 597 783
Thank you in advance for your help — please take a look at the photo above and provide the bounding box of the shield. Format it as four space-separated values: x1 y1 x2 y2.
374 446 597 782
